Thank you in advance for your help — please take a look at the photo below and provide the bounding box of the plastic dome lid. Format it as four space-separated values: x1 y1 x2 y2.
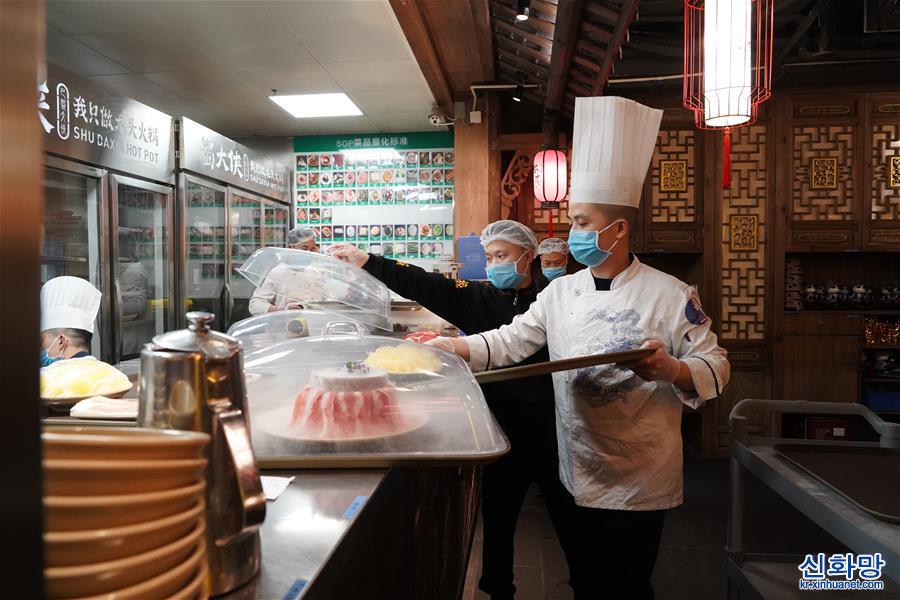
236 247 392 332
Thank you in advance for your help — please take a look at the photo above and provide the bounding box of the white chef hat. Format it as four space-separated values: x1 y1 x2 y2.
570 96 663 207
537 238 569 256
41 276 102 334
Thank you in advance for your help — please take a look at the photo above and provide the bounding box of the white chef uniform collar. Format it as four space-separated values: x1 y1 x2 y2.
570 96 663 207
41 276 102 333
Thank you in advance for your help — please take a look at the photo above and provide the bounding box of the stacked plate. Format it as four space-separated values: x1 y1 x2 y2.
42 427 211 600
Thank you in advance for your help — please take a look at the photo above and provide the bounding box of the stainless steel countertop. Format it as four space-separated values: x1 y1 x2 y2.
732 439 900 582
224 469 387 599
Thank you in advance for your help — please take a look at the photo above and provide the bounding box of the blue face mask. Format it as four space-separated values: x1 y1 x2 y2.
569 221 621 268
542 266 567 281
486 253 529 290
40 338 63 368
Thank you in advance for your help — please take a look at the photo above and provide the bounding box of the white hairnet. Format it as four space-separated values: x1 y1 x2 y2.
479 220 538 253
538 238 569 256
287 226 317 246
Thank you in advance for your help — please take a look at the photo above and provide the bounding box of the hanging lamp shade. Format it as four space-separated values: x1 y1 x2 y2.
533 149 567 207
683 0 773 130
683 0 774 188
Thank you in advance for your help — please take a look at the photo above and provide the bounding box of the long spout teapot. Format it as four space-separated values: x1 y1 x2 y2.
138 311 265 596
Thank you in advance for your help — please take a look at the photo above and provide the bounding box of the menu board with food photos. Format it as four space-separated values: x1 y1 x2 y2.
294 145 455 261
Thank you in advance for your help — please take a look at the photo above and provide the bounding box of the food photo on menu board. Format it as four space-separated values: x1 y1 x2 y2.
294 141 455 260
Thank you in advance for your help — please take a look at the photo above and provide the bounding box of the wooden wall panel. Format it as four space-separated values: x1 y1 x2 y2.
649 129 696 223
791 125 856 221
720 125 768 341
454 95 501 239
870 123 900 221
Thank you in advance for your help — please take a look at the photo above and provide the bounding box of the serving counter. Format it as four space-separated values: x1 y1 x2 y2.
726 400 900 600
224 465 481 600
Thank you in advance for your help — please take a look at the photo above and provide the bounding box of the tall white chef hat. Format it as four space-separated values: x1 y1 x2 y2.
570 96 663 207
41 276 102 334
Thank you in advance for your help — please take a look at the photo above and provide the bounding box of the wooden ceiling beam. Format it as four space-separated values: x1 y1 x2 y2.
493 32 551 64
572 53 601 72
590 0 640 95
576 39 607 61
490 3 556 36
775 0 825 66
494 18 553 50
389 0 454 112
584 2 620 26
580 19 613 44
470 0 497 81
543 0 587 145
495 50 549 79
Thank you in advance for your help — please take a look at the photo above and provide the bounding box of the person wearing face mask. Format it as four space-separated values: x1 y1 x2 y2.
426 97 730 600
537 238 570 281
40 276 102 367
330 221 575 600
248 226 321 315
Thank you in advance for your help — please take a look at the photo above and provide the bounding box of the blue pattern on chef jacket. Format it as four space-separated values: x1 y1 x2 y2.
571 307 644 407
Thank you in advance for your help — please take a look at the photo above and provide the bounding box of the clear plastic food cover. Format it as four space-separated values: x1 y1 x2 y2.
227 310 372 353
243 327 509 467
236 247 393 332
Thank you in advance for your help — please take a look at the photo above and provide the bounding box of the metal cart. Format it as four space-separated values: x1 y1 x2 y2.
727 400 900 599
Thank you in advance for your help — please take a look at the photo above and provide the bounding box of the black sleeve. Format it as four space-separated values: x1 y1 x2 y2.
362 254 477 328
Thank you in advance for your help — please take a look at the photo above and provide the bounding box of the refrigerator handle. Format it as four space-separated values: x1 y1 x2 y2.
113 277 123 364
220 281 233 329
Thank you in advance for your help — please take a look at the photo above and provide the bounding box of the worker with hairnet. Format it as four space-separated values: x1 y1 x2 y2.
537 237 570 281
331 220 574 600
248 226 320 315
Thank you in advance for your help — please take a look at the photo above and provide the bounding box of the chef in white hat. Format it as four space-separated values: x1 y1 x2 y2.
40 276 102 366
429 97 730 599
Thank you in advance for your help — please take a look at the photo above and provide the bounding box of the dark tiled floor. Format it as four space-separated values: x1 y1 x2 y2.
462 455 846 600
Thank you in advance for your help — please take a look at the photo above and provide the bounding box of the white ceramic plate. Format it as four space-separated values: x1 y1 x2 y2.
257 404 429 444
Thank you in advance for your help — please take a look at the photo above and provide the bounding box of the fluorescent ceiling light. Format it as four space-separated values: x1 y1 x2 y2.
269 93 362 118
342 149 402 162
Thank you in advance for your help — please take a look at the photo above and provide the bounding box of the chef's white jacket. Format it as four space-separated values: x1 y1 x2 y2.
465 257 730 510
248 265 322 316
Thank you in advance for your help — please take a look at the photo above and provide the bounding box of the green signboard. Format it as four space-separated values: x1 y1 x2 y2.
294 131 453 153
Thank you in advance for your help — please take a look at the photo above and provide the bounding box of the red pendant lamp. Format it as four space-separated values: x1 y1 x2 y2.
683 0 774 189
533 149 567 237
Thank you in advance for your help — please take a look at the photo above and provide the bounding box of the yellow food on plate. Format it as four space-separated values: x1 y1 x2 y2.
365 345 443 375
40 359 131 398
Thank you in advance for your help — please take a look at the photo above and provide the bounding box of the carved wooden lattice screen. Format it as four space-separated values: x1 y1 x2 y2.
871 123 900 221
721 125 767 341
792 125 855 221
649 129 696 223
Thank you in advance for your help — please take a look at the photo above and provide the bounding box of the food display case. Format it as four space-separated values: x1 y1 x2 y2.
243 331 508 468
236 247 508 468
227 309 372 353
236 247 393 333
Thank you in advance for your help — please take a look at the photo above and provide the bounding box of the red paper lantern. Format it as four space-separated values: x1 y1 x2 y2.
683 0 774 188
533 150 567 207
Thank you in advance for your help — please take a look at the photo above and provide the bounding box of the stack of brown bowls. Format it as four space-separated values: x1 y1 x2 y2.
42 427 211 600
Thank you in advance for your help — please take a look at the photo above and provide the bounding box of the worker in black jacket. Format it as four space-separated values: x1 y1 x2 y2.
331 220 572 600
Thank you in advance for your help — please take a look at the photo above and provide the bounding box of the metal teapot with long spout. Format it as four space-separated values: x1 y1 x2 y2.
138 311 265 596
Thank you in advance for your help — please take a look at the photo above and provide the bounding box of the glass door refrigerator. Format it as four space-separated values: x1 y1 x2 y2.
109 175 175 361
40 64 177 365
177 117 292 332
41 157 110 360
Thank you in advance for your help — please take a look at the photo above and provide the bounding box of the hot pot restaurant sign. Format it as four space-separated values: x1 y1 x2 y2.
39 64 175 183
179 118 290 203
